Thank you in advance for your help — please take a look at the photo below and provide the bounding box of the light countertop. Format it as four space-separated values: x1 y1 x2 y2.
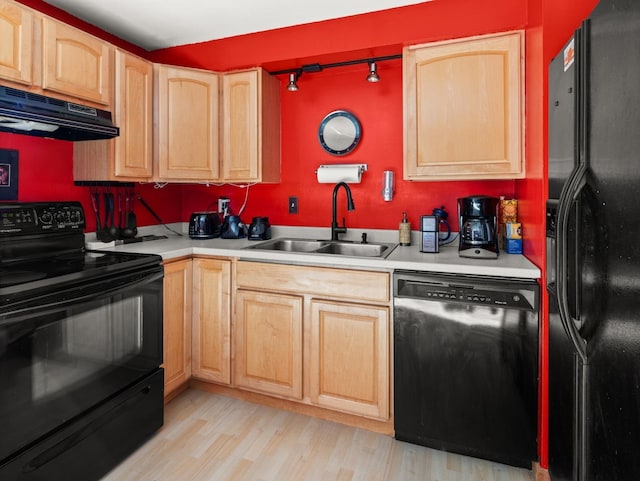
87 224 541 279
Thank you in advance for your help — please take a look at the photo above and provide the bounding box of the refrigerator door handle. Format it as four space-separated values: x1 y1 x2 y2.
556 162 588 363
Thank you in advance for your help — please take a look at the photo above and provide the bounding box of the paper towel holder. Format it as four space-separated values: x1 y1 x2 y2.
316 164 368 184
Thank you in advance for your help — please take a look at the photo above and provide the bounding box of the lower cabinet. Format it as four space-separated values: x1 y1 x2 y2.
310 300 389 419
161 257 391 422
162 259 192 397
234 261 390 420
234 289 303 399
191 257 232 385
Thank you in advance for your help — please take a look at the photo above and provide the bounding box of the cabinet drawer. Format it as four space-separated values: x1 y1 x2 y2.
236 261 389 303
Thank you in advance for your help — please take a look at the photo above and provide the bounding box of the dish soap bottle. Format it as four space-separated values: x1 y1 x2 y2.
399 211 411 246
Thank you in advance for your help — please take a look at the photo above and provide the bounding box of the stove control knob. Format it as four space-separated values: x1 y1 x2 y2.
40 212 53 224
69 210 82 224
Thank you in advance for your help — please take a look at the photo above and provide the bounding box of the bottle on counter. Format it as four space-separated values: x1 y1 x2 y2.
399 211 411 246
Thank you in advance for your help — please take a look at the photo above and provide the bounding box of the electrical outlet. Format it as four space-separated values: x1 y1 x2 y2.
218 197 230 213
288 196 298 214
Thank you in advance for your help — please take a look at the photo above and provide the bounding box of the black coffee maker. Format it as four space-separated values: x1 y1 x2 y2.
457 196 499 258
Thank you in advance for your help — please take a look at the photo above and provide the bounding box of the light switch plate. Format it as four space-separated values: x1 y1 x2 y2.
289 196 298 214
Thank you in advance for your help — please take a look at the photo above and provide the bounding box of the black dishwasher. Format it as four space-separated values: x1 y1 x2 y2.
393 271 539 468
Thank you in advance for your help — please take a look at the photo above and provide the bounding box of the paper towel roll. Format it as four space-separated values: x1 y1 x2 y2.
316 165 362 184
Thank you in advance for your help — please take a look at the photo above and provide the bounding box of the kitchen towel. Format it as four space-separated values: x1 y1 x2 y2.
316 165 362 183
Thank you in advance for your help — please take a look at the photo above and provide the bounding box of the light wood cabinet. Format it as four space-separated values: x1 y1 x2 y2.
310 300 389 419
404 31 524 180
221 68 281 183
234 289 303 399
74 50 153 181
41 17 112 105
192 257 232 385
163 259 192 398
0 0 33 85
154 64 219 181
234 261 390 420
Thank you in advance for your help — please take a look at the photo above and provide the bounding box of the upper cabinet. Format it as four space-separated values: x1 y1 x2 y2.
404 31 524 181
154 64 220 181
74 50 153 181
0 0 33 85
0 2 112 107
221 69 281 183
41 18 112 105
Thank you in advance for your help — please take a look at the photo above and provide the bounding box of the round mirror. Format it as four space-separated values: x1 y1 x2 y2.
318 110 361 156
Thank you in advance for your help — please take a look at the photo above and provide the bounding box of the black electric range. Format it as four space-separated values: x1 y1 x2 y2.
0 201 165 481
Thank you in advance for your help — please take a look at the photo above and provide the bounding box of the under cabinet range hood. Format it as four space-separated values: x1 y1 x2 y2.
0 85 119 141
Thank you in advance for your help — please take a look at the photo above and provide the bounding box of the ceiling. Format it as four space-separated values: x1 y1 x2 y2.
42 0 428 51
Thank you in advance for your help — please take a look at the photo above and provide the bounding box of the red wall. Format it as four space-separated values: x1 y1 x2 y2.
157 0 529 231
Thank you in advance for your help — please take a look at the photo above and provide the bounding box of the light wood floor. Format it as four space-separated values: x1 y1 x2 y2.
101 389 535 481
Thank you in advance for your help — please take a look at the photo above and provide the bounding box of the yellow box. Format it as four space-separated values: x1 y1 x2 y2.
505 222 522 239
501 199 518 223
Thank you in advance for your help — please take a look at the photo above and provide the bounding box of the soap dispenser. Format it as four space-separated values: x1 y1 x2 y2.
399 212 411 246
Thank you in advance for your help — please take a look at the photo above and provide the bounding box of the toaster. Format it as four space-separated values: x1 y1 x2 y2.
188 212 221 239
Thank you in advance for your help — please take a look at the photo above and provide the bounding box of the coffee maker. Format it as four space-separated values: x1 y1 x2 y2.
457 196 499 258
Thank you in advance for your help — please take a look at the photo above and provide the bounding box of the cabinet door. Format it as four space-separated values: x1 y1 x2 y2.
41 18 111 105
163 259 192 397
73 50 153 181
156 65 219 181
221 69 280 183
113 50 153 178
234 289 303 399
0 0 33 85
404 31 523 180
192 258 231 385
221 70 259 182
310 300 389 419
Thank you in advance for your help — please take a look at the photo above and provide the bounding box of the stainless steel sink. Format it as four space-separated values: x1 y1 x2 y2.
313 242 391 257
244 237 397 259
249 238 327 252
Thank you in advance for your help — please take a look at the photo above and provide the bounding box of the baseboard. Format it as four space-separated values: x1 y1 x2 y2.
188 379 394 436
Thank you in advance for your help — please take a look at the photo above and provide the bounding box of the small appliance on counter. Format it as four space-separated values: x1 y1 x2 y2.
420 216 439 253
221 215 248 239
248 216 272 240
458 196 499 258
421 206 454 253
188 212 221 239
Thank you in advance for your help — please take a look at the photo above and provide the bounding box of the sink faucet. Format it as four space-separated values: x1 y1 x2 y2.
331 182 355 241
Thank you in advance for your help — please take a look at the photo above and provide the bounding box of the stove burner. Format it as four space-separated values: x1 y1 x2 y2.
0 270 47 287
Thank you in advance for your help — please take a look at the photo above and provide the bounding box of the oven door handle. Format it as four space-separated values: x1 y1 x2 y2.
2 269 163 321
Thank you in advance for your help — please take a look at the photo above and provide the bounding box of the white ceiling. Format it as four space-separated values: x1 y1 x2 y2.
42 0 428 51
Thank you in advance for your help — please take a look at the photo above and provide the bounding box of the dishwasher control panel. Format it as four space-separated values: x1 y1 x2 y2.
394 273 537 311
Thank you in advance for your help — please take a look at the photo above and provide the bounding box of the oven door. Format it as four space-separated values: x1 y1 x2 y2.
0 265 163 465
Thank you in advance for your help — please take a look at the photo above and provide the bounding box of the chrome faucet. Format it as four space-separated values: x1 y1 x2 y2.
331 182 355 241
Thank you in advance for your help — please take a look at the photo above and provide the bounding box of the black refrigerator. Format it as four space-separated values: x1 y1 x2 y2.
547 0 640 480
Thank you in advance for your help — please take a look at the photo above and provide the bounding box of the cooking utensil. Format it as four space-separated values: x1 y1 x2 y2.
121 188 137 238
117 191 123 238
107 192 118 240
90 190 104 241
101 192 114 242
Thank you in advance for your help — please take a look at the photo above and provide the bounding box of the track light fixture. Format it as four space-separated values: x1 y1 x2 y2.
270 54 401 91
287 72 299 91
367 62 380 82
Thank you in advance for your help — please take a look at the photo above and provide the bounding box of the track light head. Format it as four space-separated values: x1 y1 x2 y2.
287 72 299 91
367 62 380 82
